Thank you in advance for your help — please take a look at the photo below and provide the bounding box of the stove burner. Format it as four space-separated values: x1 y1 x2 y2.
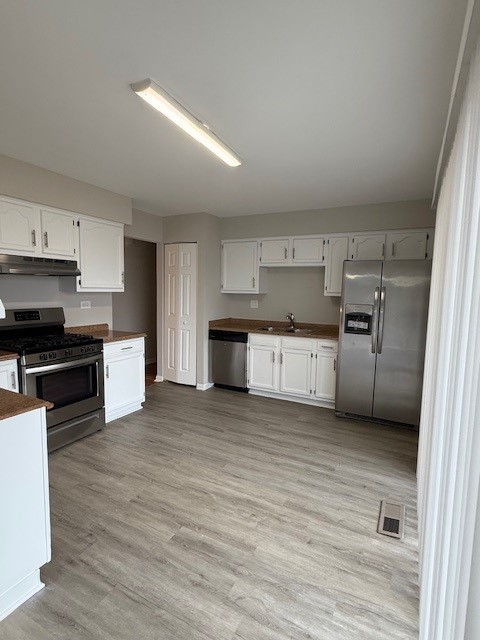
0 333 102 356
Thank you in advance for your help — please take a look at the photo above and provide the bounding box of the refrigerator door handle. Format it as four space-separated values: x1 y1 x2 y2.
372 286 380 353
377 286 386 354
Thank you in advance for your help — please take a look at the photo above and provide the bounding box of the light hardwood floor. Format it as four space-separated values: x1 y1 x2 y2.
0 383 419 639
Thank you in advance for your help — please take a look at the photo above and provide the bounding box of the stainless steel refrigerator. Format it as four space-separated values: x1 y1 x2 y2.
335 259 431 427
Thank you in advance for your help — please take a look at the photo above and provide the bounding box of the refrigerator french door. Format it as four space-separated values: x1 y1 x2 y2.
335 260 431 427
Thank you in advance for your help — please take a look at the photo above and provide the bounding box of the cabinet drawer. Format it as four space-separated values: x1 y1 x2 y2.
317 340 338 353
249 333 281 347
104 338 145 359
281 337 315 350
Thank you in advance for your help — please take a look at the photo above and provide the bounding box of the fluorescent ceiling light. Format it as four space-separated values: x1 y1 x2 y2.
131 78 241 167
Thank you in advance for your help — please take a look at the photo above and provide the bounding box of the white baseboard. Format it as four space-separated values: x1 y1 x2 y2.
249 388 335 409
0 569 44 622
196 382 214 391
106 401 144 423
154 375 164 382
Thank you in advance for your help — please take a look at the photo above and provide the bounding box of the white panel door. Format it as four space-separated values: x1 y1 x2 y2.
77 217 124 291
222 241 258 292
349 234 386 260
325 235 349 296
0 197 38 254
280 348 312 396
164 243 197 386
292 237 325 264
260 239 289 264
314 353 336 401
248 345 279 391
387 231 428 260
0 360 18 392
40 208 77 257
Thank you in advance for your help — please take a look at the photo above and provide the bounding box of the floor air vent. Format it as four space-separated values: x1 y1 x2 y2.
377 500 405 539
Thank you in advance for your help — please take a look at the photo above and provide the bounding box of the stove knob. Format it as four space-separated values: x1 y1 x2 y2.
40 353 48 361
48 352 57 360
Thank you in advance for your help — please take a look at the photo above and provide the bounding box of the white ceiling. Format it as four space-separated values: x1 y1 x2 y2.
0 1 467 217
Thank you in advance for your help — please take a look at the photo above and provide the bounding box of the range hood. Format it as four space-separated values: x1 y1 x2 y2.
0 254 81 276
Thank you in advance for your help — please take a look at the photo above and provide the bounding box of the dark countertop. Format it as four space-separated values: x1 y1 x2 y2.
209 318 339 340
0 351 19 362
67 324 146 344
0 388 53 421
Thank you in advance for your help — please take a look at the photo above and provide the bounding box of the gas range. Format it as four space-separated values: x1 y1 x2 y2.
0 307 105 451
0 332 103 365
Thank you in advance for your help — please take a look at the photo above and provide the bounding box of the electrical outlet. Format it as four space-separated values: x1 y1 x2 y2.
250 300 259 309
80 301 91 309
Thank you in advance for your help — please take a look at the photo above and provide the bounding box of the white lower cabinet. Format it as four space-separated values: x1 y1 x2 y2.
248 343 279 391
248 334 337 406
0 406 50 621
314 342 338 401
104 338 145 423
0 359 18 392
279 347 312 396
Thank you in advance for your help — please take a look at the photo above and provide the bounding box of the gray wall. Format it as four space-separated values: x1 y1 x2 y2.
0 275 113 327
220 200 435 238
0 155 132 224
163 212 227 386
221 199 435 324
112 239 157 363
225 267 340 325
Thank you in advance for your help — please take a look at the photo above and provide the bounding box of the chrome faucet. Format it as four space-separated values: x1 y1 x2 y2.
286 312 296 329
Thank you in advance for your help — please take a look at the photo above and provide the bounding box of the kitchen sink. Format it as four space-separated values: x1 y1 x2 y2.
259 326 314 335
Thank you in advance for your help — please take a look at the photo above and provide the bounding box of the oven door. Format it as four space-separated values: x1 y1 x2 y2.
23 354 104 428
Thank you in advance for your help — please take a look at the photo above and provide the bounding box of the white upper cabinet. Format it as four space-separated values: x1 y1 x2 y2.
325 235 349 296
40 208 77 258
292 236 325 264
387 231 428 260
349 233 386 260
0 197 38 254
222 240 264 293
260 238 289 264
77 216 124 291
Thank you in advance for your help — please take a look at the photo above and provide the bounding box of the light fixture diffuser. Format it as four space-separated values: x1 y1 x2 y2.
131 78 241 167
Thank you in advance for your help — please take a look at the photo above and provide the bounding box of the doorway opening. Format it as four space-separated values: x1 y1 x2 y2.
112 237 157 387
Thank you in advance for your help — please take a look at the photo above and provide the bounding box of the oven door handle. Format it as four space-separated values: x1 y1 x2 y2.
25 354 102 375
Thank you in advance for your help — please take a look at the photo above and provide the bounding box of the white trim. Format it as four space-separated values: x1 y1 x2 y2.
106 402 143 423
154 375 164 382
196 382 214 391
0 570 44 622
249 388 334 410
418 36 480 640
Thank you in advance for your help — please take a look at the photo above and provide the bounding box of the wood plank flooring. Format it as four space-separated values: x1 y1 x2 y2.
0 383 419 639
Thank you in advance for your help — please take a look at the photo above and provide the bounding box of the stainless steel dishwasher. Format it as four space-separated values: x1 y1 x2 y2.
209 329 248 391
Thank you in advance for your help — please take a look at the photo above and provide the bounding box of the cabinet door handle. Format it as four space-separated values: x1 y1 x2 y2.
252 276 255 288
292 247 296 260
31 229 36 246
106 365 110 379
272 351 275 364
284 247 288 259
10 372 16 389
121 271 125 284
333 358 336 372
121 346 133 351
321 345 335 350
381 242 385 258
44 231 49 247
280 352 284 365
392 242 396 257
